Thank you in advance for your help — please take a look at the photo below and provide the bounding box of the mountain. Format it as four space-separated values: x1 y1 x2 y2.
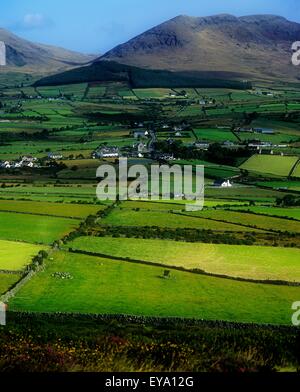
34 60 251 89
100 14 300 81
0 28 95 73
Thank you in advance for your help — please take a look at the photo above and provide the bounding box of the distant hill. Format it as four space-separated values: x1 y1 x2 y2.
0 28 95 73
34 60 252 89
100 14 300 81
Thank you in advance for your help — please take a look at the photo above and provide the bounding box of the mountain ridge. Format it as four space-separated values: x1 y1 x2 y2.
0 27 95 73
99 13 300 81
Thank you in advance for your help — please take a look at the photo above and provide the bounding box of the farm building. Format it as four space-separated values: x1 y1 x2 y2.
214 179 233 188
48 153 63 160
92 146 119 159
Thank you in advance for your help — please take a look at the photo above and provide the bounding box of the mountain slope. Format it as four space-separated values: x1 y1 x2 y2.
0 28 95 72
100 14 300 81
34 60 251 89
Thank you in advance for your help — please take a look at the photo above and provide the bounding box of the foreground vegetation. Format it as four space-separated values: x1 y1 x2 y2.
0 312 299 372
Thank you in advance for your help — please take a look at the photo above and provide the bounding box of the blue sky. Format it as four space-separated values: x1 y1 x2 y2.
1 0 299 54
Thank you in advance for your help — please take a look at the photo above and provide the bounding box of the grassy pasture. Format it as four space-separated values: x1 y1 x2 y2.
205 186 286 202
256 181 300 191
133 88 174 99
88 86 106 98
240 155 299 177
229 206 300 220
291 162 300 178
0 274 20 295
69 236 300 282
0 240 48 271
194 128 238 142
0 184 99 203
183 209 300 233
120 200 185 211
237 132 298 144
0 200 103 218
8 251 299 325
175 159 241 179
101 208 264 232
0 212 77 244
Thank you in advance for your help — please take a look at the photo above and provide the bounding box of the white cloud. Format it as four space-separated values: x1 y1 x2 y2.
12 13 54 31
23 13 46 28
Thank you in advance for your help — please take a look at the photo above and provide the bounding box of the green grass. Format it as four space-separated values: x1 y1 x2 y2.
8 251 300 325
237 132 298 144
184 209 300 233
101 208 263 232
255 181 300 191
194 128 238 142
0 200 103 219
0 212 78 244
133 88 174 99
175 159 241 179
0 240 48 271
291 162 300 178
204 186 285 202
120 200 185 211
88 86 106 98
229 206 300 220
0 184 98 203
0 274 20 295
240 155 299 177
69 236 300 282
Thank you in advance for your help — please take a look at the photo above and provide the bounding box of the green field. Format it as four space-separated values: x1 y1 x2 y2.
194 128 238 142
0 240 48 271
8 251 300 325
240 155 299 177
205 185 286 202
69 236 300 282
101 208 263 232
183 209 300 233
256 180 300 191
0 274 20 295
229 206 300 220
0 184 98 203
0 212 77 244
291 162 300 178
120 200 185 211
0 200 103 219
133 88 174 99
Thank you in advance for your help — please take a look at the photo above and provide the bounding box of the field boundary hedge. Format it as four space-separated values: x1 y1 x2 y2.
174 211 278 233
68 248 300 287
0 270 22 275
7 310 297 331
1 270 34 303
0 209 82 220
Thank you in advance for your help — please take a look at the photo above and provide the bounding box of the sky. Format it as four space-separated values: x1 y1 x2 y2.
0 0 300 54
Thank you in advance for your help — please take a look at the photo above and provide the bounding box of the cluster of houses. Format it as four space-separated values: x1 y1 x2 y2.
92 146 120 159
91 142 152 160
0 156 38 169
